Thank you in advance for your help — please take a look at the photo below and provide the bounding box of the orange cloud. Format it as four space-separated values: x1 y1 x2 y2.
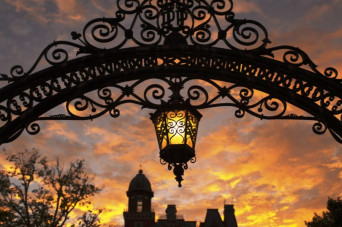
234 0 263 14
55 0 87 22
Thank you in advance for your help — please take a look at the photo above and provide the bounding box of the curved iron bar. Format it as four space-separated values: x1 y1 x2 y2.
0 45 341 144
0 0 341 145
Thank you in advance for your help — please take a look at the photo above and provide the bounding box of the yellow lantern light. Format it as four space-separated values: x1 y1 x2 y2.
151 106 202 187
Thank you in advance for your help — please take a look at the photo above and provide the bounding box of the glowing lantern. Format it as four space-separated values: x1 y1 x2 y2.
151 106 202 187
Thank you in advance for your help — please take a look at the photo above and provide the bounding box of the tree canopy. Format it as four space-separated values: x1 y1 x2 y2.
0 149 102 227
305 197 342 227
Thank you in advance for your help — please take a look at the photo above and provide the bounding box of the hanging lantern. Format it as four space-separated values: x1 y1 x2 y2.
151 105 202 187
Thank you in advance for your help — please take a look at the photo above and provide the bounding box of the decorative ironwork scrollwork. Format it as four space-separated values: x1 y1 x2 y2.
0 0 268 81
44 77 312 125
0 0 341 145
0 0 339 88
26 122 41 136
312 122 327 135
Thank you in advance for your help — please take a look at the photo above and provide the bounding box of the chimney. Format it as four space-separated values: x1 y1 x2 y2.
166 205 177 221
223 205 238 227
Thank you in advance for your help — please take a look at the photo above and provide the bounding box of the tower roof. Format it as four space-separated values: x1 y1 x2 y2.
127 169 153 195
202 209 224 227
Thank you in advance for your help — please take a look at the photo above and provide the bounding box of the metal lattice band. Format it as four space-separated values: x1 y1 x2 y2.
0 0 341 145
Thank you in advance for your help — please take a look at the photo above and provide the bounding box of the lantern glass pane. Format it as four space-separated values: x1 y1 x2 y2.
166 110 186 145
186 138 193 148
161 136 168 150
152 108 200 152
186 111 199 149
153 112 168 150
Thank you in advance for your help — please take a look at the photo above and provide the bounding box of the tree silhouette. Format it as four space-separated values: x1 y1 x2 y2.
305 197 342 227
0 149 102 227
74 209 102 227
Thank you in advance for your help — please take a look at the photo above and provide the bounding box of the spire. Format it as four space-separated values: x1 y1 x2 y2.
224 204 238 227
202 209 224 227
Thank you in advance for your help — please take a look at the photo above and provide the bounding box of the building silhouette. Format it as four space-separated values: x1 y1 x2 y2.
123 169 155 227
123 170 238 227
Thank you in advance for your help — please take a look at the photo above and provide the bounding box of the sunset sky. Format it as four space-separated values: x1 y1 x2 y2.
0 0 342 226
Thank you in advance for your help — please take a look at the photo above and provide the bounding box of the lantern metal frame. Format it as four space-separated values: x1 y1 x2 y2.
150 101 202 186
0 0 342 185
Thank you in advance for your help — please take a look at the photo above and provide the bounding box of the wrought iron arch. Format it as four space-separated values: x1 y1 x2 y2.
0 0 341 145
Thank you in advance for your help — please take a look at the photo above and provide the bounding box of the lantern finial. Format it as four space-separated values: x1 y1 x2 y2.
173 164 184 187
